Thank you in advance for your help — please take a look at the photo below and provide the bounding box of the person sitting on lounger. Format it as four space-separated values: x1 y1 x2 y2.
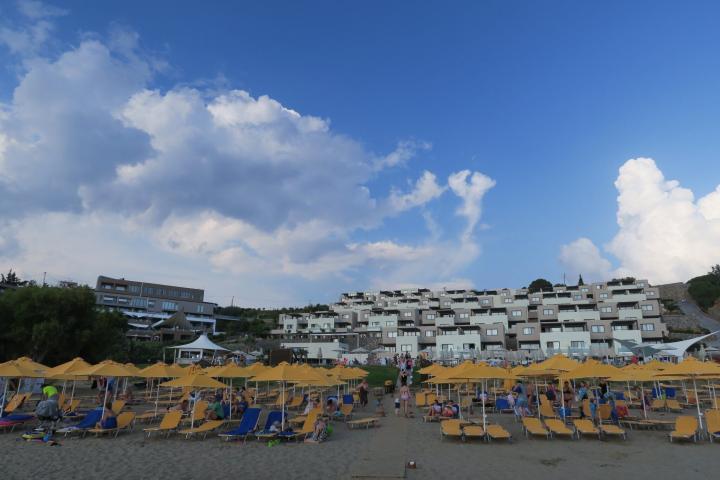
206 394 226 420
427 399 442 417
170 399 190 414
96 402 117 430
326 398 341 417
269 420 282 433
122 385 133 402
303 398 317 415
441 403 455 418
304 417 328 443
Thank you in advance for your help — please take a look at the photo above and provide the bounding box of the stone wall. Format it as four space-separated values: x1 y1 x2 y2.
662 314 707 333
657 282 689 301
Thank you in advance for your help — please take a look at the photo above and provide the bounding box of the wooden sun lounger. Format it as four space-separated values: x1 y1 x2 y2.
179 419 225 439
347 417 379 430
440 419 464 441
669 416 699 443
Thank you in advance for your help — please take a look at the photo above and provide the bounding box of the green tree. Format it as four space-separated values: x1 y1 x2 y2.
578 274 585 286
528 278 553 293
0 286 128 364
688 272 720 311
711 264 720 280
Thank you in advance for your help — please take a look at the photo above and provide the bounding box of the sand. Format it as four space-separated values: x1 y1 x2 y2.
2 394 719 480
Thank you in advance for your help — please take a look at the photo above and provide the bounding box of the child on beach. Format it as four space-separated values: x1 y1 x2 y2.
394 397 400 416
375 398 386 417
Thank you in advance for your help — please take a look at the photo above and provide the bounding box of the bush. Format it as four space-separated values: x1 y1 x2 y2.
688 274 720 311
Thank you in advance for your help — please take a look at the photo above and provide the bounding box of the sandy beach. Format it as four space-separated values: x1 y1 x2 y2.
2 393 719 480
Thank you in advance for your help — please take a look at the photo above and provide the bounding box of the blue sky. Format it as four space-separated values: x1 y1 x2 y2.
1 1 720 306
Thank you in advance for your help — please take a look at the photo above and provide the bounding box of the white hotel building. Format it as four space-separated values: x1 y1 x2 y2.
272 279 668 361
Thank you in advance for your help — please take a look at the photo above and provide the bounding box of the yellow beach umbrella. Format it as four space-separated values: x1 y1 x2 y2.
160 373 227 428
139 362 184 414
0 360 42 416
654 358 720 430
14 357 48 373
45 357 92 405
74 360 136 417
251 362 317 429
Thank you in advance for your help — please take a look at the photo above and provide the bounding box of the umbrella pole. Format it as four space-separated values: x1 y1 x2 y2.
190 392 197 430
693 377 703 435
481 379 487 432
70 379 76 404
281 382 286 430
228 379 233 422
101 380 109 418
154 379 160 415
62 380 67 397
0 380 8 417
535 379 540 419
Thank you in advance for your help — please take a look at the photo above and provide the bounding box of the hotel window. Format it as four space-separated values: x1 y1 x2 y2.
463 343 475 350
511 310 522 317
546 341 560 349
637 282 645 287
486 329 499 336
147 300 156 307
130 298 147 308
522 327 534 335
641 323 655 331
115 285 126 291
384 346 396 352
103 296 116 303
542 309 554 315
600 293 609 299
573 295 582 300
196 304 205 313
387 332 397 338
647 291 656 296
371 322 380 327
458 313 469 319
570 341 585 348
581 288 589 293
129 285 140 293
600 307 612 313
612 325 630 331
342 314 350 319
641 305 654 311
403 312 412 317
481 299 490 305
425 330 435 337
531 297 540 302
363 313 369 318
385 321 395 327
591 325 605 333
101 283 113 290
117 297 129 304
426 314 436 320
400 344 412 352
441 344 454 351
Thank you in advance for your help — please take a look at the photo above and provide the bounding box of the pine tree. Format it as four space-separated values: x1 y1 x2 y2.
578 274 585 286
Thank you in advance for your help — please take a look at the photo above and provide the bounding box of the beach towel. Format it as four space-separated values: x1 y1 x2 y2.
56 409 102 433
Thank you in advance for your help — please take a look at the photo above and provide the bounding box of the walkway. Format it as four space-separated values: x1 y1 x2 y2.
678 300 720 348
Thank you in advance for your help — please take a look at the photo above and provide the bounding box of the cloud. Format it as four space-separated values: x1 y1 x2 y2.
0 1 66 56
559 237 612 282
0 7 498 304
560 158 720 284
388 171 446 213
448 170 496 240
16 0 67 19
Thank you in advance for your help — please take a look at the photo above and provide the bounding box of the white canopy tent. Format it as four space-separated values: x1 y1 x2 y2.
166 334 229 364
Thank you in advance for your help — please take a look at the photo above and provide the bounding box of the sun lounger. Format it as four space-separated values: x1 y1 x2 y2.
706 410 720 442
287 396 304 410
666 399 683 412
135 410 162 423
182 400 208 424
440 419 464 441
494 398 513 413
143 410 183 438
415 392 427 408
573 419 600 439
111 400 126 414
485 424 511 442
339 403 354 421
0 414 34 433
85 412 135 438
545 419 574 438
346 417 379 430
463 424 485 441
600 423 627 440
178 419 225 439
522 417 550 439
651 399 666 411
57 409 103 437
1 393 28 416
218 408 261 442
279 411 319 441
423 414 441 423
62 399 81 415
252 411 284 440
669 415 699 442
539 402 557 419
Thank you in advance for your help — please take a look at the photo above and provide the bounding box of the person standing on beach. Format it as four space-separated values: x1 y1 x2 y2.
358 379 369 408
399 384 411 417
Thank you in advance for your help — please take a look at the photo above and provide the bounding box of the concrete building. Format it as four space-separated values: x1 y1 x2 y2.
272 278 669 360
94 275 217 338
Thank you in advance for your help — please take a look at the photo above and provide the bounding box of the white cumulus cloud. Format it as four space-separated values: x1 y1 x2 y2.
560 158 720 284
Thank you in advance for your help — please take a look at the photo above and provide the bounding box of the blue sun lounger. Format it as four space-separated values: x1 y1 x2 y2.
218 407 261 442
252 410 284 440
56 409 103 436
